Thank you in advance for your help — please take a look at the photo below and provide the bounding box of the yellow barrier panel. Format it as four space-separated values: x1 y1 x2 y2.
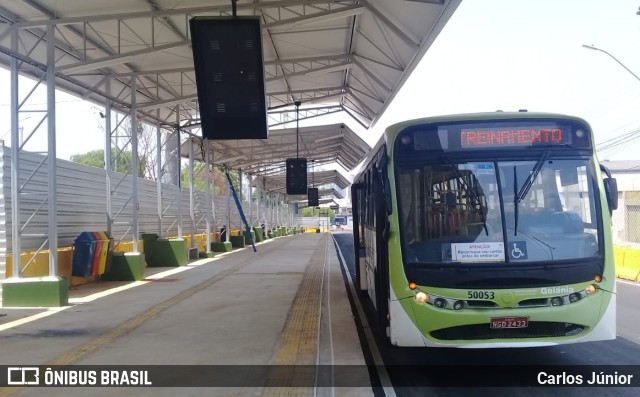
614 247 625 279
303 227 329 233
6 248 73 279
619 248 640 282
6 228 309 281
112 240 144 254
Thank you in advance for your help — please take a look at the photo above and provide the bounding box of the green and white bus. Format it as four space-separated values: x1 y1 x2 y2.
351 112 619 348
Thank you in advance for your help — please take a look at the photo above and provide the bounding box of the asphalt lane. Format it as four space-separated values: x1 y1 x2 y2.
332 231 640 397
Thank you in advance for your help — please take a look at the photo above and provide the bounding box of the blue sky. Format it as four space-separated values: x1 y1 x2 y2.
1 0 640 163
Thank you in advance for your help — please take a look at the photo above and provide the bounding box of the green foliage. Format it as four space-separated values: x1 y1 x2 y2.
300 206 335 220
70 148 147 177
181 164 241 196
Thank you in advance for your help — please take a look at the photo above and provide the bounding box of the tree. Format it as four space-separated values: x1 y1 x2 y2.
75 114 160 180
70 148 147 177
300 206 335 220
180 163 240 196
116 118 160 180
133 119 160 181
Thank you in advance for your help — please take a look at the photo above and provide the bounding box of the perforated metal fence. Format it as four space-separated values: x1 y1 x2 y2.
1 145 297 253
622 192 640 245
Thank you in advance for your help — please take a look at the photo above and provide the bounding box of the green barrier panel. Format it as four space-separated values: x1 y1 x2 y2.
2 276 68 307
252 227 264 242
230 235 245 249
101 253 145 281
243 230 256 245
211 241 233 252
142 233 187 267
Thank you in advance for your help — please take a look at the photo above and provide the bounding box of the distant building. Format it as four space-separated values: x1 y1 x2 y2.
601 160 640 245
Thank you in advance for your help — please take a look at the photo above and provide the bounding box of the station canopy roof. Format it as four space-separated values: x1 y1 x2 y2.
251 168 351 195
180 123 369 177
0 0 462 194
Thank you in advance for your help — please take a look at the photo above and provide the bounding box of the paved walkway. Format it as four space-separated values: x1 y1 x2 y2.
0 233 371 397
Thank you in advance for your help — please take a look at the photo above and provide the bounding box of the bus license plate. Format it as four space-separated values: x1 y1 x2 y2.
490 317 528 329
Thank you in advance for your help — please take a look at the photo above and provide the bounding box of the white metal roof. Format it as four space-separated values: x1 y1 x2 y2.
252 168 351 192
0 0 461 129
0 0 461 199
180 122 369 175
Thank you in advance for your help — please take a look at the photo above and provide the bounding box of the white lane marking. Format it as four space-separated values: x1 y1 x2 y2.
0 307 69 332
332 234 397 397
616 279 640 287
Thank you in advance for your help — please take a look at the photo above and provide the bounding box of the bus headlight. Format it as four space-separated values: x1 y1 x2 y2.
453 300 464 310
433 298 446 308
415 291 428 304
585 284 597 295
568 293 581 303
551 297 564 306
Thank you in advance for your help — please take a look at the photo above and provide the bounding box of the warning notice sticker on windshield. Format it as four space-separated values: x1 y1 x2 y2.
451 242 505 262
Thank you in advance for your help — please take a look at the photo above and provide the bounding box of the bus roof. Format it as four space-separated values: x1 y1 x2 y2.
354 111 593 183
384 111 592 141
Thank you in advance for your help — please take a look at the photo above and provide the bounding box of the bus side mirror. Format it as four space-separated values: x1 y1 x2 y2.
603 178 618 212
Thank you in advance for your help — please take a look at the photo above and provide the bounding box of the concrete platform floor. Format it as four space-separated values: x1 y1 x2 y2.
0 233 372 397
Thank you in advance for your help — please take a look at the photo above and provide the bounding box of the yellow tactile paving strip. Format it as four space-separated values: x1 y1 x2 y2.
262 234 328 396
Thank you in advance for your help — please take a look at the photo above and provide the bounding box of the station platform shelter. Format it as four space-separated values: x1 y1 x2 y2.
0 232 373 397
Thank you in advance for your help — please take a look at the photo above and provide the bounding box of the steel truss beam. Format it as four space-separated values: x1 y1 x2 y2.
5 1 357 30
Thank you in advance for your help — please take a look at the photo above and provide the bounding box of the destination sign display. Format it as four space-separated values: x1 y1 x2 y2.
405 119 591 154
460 127 569 148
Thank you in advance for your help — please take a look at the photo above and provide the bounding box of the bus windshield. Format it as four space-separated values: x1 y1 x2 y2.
396 157 600 265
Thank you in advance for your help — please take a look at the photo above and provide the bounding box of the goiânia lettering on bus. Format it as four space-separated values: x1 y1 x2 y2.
540 286 574 295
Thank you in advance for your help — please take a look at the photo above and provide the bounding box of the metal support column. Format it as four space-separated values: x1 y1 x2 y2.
130 77 139 253
176 106 183 239
204 141 212 253
270 193 274 228
226 168 231 242
3 25 69 306
189 138 195 247
210 151 216 233
255 180 260 227
260 178 266 228
10 30 21 278
156 110 163 237
238 169 243 202
249 175 253 225
104 79 112 236
46 25 58 276
276 194 281 227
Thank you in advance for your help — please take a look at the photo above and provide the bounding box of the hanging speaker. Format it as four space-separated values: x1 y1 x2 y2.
286 158 307 195
190 17 268 140
308 188 319 207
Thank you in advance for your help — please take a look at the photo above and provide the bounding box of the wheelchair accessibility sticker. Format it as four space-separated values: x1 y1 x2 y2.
509 241 528 260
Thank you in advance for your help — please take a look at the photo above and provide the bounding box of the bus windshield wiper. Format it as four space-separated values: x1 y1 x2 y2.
513 151 550 235
515 151 549 204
